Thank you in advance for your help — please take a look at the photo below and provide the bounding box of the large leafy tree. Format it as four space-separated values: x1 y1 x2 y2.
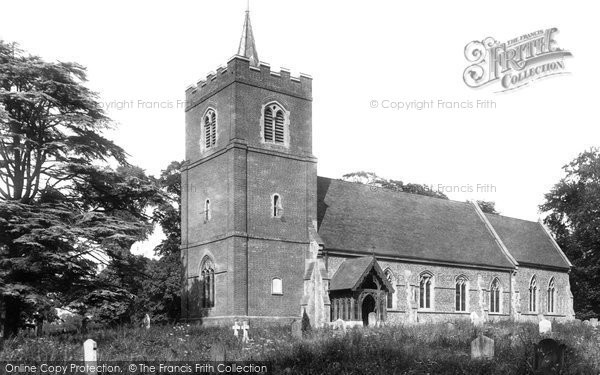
342 171 449 199
540 148 600 319
0 40 160 337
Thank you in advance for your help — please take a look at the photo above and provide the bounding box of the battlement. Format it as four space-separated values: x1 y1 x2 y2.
185 55 312 110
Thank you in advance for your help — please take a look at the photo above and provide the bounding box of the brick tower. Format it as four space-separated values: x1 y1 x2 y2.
180 9 323 325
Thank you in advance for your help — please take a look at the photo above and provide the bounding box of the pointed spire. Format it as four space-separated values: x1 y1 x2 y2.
237 3 259 67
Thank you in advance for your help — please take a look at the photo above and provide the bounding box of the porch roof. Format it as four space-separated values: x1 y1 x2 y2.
329 256 394 292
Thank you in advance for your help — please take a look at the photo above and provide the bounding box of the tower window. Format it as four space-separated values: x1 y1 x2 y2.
203 109 217 149
271 278 283 295
263 103 287 145
204 199 211 222
455 276 468 312
272 194 283 217
419 273 433 309
490 278 501 313
529 275 537 312
201 257 215 308
547 277 556 313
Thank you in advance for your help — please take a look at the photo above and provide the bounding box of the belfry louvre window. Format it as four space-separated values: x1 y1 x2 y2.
490 278 501 313
263 104 285 144
455 276 467 312
272 194 283 217
203 109 217 149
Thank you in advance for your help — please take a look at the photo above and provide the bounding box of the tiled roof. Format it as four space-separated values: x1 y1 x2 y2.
484 214 571 270
329 256 394 291
316 177 516 269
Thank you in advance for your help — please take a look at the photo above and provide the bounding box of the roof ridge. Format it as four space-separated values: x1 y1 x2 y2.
317 175 471 205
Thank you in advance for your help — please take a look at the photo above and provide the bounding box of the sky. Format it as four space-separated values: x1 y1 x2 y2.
1 0 598 257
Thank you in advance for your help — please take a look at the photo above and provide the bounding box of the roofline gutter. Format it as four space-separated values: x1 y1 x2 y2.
470 201 520 268
324 248 516 273
536 219 573 268
517 261 571 273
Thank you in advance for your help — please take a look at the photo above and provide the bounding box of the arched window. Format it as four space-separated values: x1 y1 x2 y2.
203 109 217 149
204 199 211 222
547 278 556 313
490 278 501 313
272 194 283 217
529 275 537 312
263 103 286 144
201 257 215 308
385 269 394 309
271 278 283 295
419 273 433 309
455 276 468 312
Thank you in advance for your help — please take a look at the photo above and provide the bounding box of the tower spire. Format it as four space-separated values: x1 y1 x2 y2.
237 3 259 67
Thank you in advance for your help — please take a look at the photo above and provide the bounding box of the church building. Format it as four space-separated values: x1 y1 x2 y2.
180 10 575 327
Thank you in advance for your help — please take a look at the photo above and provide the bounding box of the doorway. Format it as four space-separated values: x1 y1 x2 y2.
361 294 375 326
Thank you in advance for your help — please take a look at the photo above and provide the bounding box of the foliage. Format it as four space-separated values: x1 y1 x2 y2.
540 148 600 319
1 321 599 374
477 200 500 215
342 171 448 199
0 40 162 336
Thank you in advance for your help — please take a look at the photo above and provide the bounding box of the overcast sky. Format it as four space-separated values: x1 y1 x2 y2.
1 0 598 257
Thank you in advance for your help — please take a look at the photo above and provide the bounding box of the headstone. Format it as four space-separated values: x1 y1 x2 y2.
446 322 455 331
470 334 494 360
209 343 226 362
470 311 483 327
534 338 565 374
583 320 591 326
332 319 346 331
241 321 249 343
142 314 150 329
590 318 598 327
81 316 89 335
368 312 377 327
232 321 240 338
83 339 97 375
539 317 552 335
291 320 302 339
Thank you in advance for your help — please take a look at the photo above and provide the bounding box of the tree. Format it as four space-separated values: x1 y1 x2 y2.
0 40 160 336
342 171 448 199
540 148 600 319
477 200 499 215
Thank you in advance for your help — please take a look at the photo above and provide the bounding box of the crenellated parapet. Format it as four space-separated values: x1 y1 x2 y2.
185 55 312 110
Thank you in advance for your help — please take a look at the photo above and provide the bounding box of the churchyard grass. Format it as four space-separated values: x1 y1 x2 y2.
1 320 598 374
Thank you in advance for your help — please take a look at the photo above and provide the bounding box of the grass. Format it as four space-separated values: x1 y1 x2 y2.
1 320 599 374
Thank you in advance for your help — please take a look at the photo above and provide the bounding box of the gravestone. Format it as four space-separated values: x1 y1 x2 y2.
142 314 150 329
534 338 565 374
539 317 552 335
83 339 97 375
332 319 346 331
470 334 494 360
210 343 226 362
81 316 89 335
241 321 249 343
446 322 455 331
291 320 302 339
583 320 591 326
368 312 377 327
590 318 598 327
470 311 483 327
231 321 240 338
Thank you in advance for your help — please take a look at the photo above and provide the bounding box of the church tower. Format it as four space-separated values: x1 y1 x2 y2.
181 9 322 325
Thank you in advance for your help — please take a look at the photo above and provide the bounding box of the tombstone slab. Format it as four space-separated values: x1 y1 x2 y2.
590 318 598 327
241 321 250 343
210 343 226 362
368 312 377 327
142 314 150 329
232 321 240 338
470 311 483 327
534 338 565 374
470 334 494 360
332 319 346 331
83 339 97 375
291 320 302 339
539 318 552 335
